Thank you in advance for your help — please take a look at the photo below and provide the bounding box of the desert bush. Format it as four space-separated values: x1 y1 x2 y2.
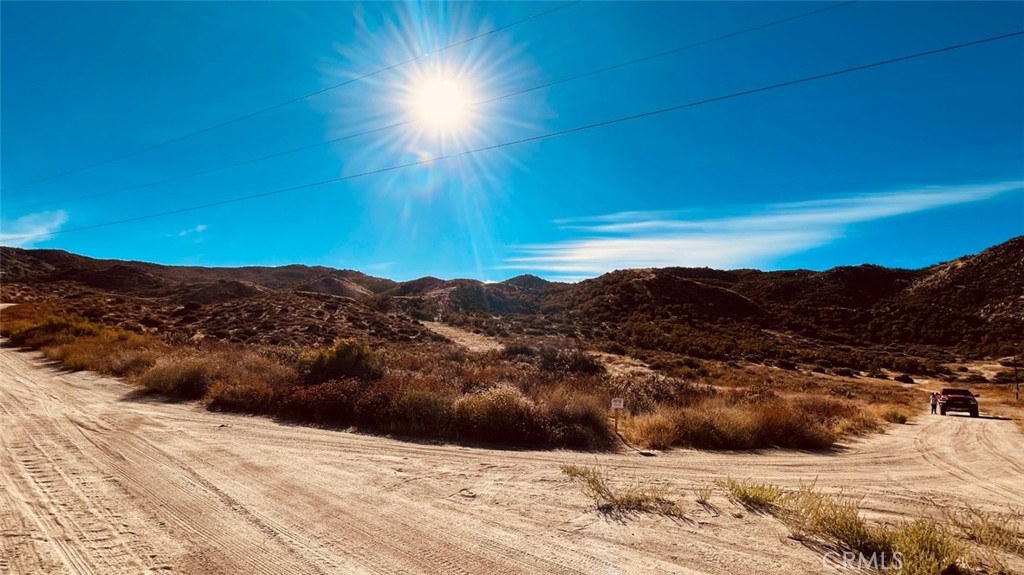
453 384 544 444
46 329 162 376
276 379 360 425
894 373 915 384
538 346 605 375
7 314 104 349
501 341 537 358
388 389 455 437
629 410 679 450
205 375 277 413
881 409 909 424
643 395 840 451
537 387 612 449
611 374 712 415
138 357 221 398
302 338 383 383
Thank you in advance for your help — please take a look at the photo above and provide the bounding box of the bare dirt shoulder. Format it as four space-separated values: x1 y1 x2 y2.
1 344 1022 574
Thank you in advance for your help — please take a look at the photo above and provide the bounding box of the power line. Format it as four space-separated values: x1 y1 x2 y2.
2 1 580 192
7 29 1022 242
11 1 857 211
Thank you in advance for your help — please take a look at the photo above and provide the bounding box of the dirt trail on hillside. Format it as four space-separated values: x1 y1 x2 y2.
1 345 1023 575
420 321 504 353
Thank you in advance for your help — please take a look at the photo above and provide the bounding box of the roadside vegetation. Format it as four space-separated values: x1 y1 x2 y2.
2 303 927 451
563 467 1022 574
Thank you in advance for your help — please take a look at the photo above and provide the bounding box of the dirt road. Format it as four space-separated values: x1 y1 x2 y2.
1 345 1022 575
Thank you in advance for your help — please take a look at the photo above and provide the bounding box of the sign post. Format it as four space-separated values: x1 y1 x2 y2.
611 398 624 433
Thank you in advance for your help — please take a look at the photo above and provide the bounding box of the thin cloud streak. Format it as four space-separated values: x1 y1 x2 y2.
0 211 69 247
506 181 1022 276
177 224 208 237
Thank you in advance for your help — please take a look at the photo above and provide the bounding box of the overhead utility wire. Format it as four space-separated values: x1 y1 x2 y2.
12 0 857 211
3 1 580 191
8 29 1022 242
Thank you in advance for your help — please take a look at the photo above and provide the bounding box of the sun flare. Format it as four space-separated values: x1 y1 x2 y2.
408 76 474 133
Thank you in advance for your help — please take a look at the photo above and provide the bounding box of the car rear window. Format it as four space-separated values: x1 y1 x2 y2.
941 389 972 396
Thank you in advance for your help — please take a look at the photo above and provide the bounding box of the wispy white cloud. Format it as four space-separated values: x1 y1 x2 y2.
0 210 68 247
177 224 208 237
506 181 1022 277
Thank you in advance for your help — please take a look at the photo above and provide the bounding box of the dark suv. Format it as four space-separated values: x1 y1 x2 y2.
938 388 979 417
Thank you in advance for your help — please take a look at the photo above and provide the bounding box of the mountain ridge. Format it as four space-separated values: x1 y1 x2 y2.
2 236 1021 360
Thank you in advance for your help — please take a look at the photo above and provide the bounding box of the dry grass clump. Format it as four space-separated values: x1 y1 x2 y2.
723 478 785 511
945 505 1024 557
883 520 967 575
561 465 683 517
772 484 968 575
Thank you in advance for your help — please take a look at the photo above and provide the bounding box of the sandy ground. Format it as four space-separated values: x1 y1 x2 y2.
1 345 1023 575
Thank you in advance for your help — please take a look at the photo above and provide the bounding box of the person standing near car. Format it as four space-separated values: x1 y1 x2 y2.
930 392 938 414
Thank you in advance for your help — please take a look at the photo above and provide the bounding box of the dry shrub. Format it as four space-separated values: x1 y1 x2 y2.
0 303 58 339
880 408 910 425
453 384 544 444
626 391 876 450
538 346 605 375
302 338 382 383
276 380 360 426
205 376 276 413
388 389 455 437
139 357 221 398
44 330 162 377
611 374 712 415
629 410 679 450
537 387 612 449
7 314 103 349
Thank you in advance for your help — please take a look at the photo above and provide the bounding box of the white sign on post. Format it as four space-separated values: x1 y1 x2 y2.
610 398 624 433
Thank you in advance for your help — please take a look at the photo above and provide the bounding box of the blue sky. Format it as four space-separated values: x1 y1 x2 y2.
2 1 1022 281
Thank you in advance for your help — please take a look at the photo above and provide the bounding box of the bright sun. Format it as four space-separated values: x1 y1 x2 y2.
408 76 474 132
